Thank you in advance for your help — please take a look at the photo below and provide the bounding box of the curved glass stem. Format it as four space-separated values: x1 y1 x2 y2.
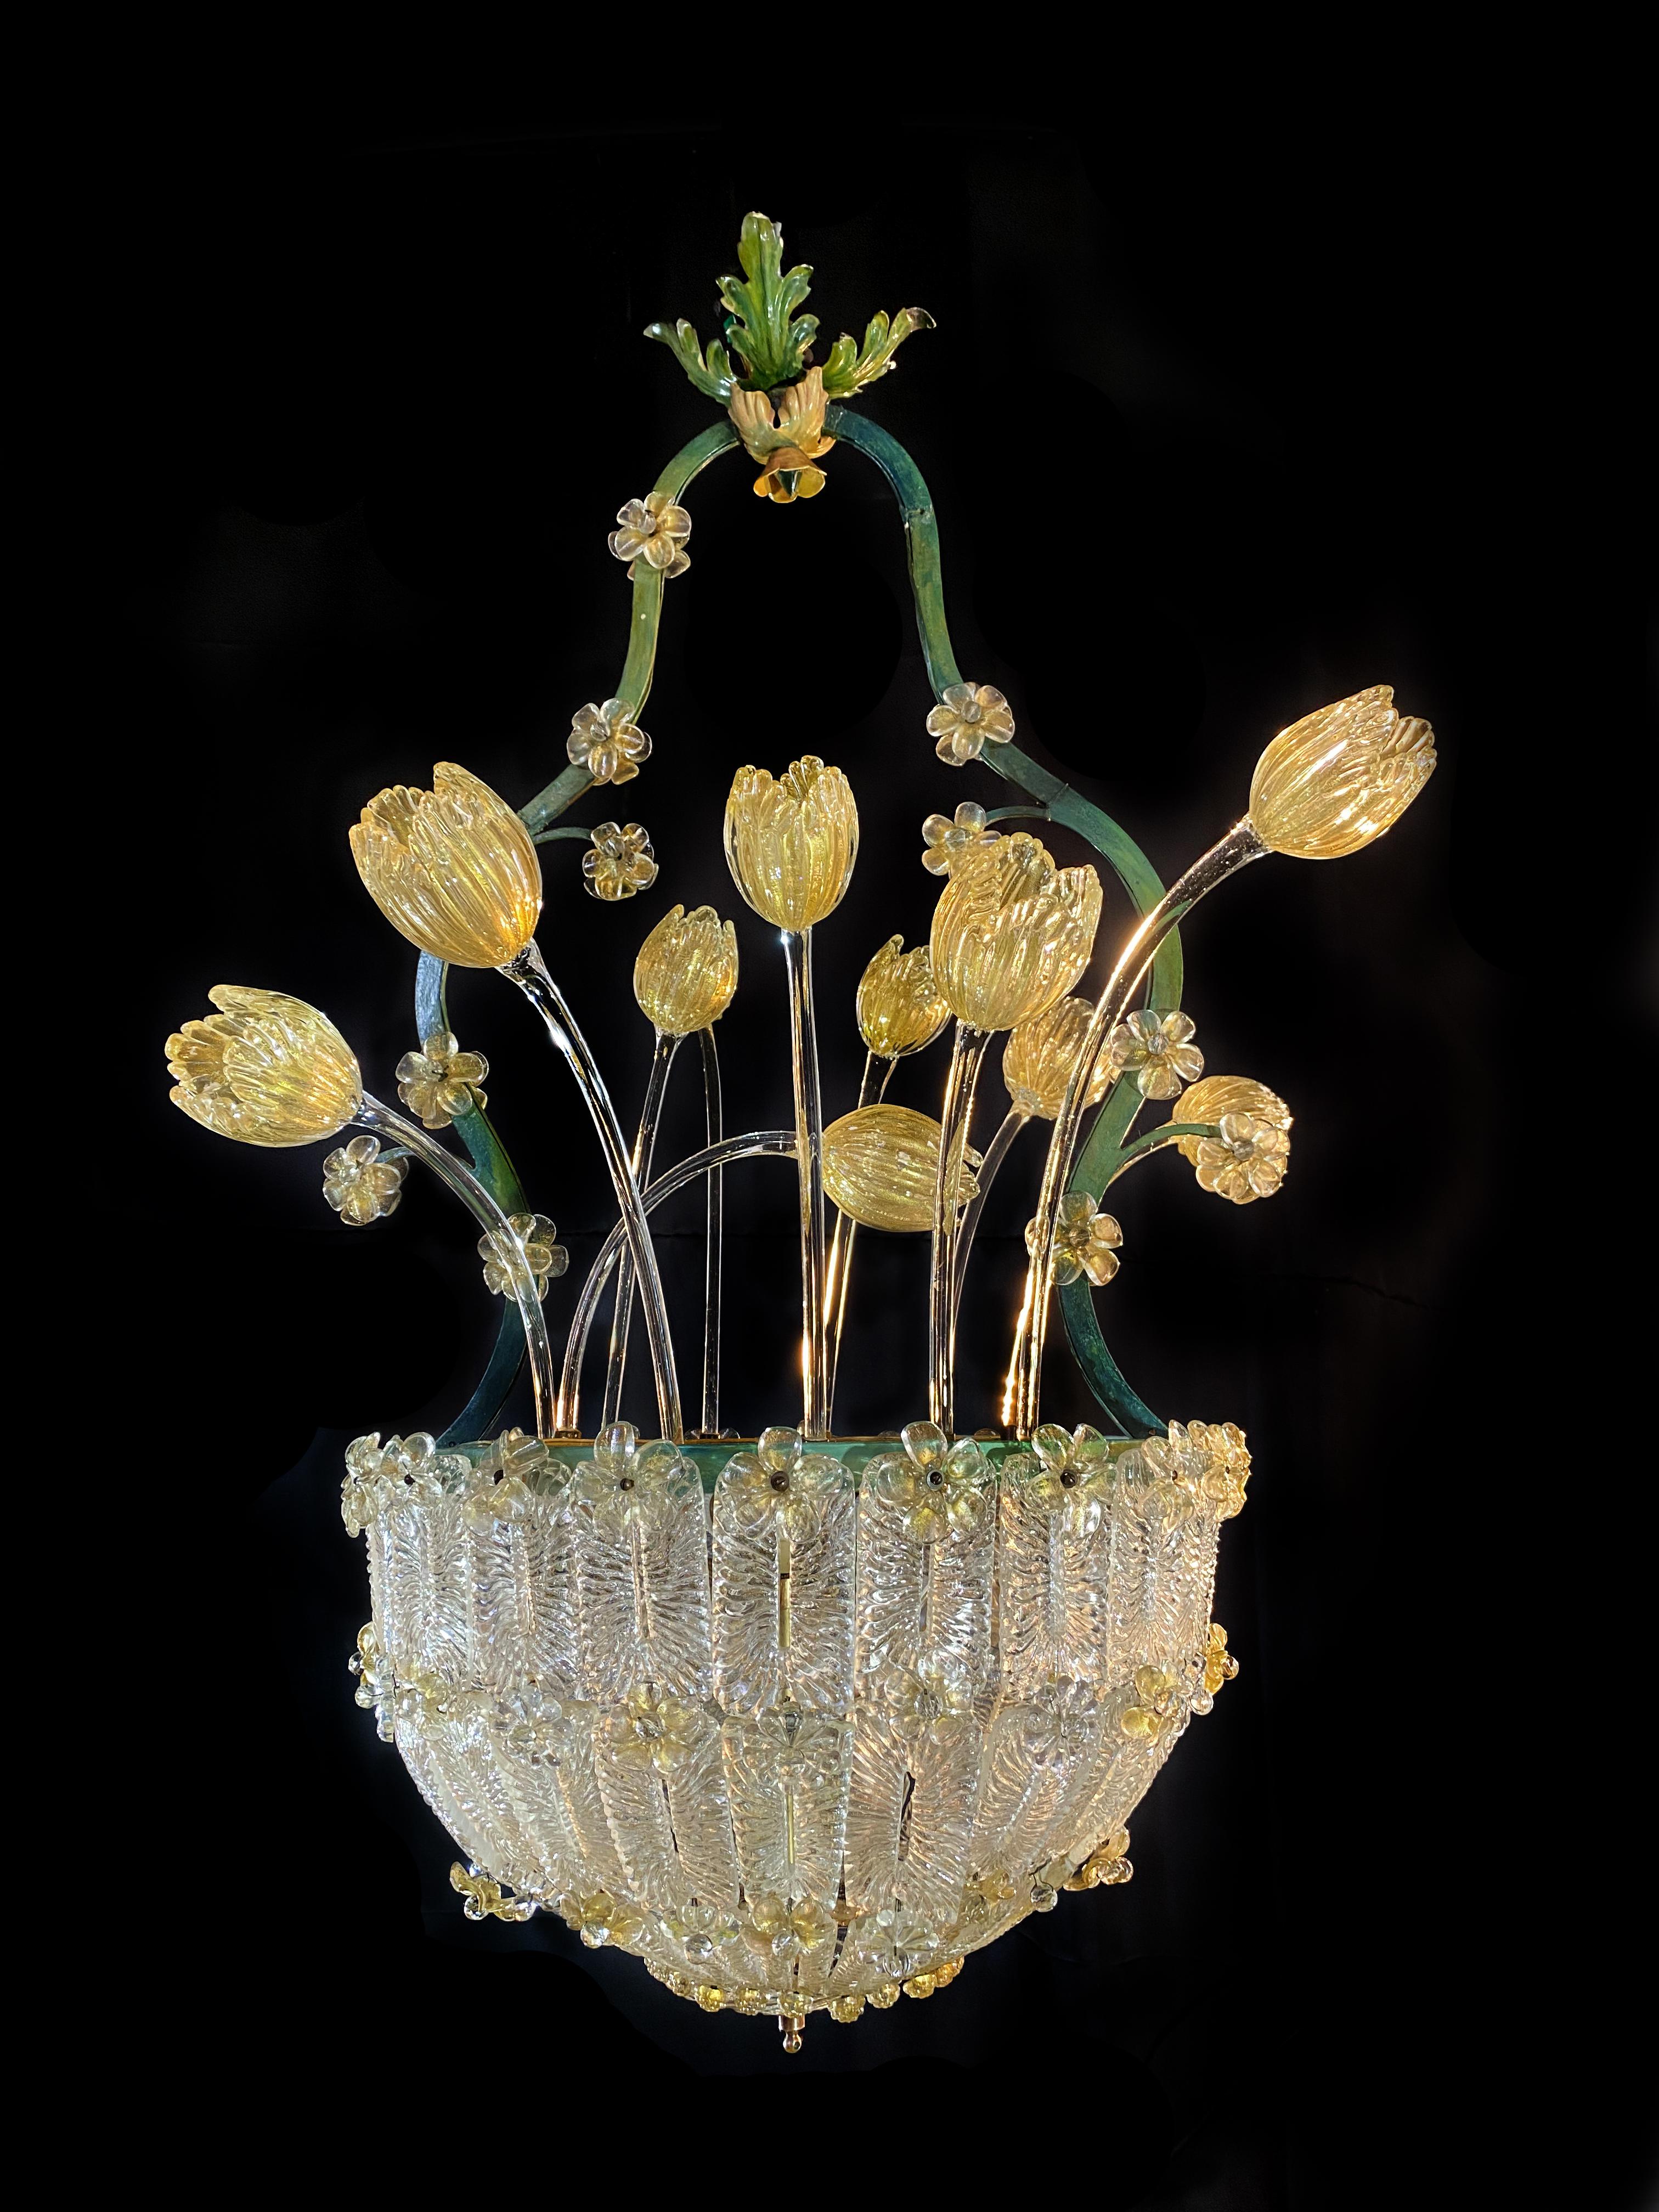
1103 1120 1222 1185
782 929 830 1437
825 1051 894 1427
356 1094 556 1442
929 1024 991 1431
558 1131 797 1436
698 1026 724 1440
951 1106 1029 1327
503 940 683 1441
1006 820 1268 1434
601 1029 680 1427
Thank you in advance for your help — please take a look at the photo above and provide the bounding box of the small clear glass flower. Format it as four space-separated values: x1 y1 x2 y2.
477 1212 568 1299
1194 1112 1290 1202
868 1420 991 1542
920 801 1000 875
608 491 692 579
395 1029 488 1128
573 1421 694 1542
926 682 1016 766
1023 1421 1116 1534
714 1425 846 1540
1106 1009 1204 1099
1028 1192 1122 1287
582 820 658 902
322 1135 408 1226
567 699 653 786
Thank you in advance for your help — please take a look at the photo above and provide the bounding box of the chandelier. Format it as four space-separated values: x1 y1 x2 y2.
163 214 1435 2051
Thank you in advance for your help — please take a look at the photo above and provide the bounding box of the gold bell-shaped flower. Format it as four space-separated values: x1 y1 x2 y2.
929 833 1102 1032
349 761 543 967
1249 685 1436 860
822 1104 981 1233
855 936 950 1059
634 904 740 1036
166 986 362 1147
1002 994 1114 1120
724 756 859 931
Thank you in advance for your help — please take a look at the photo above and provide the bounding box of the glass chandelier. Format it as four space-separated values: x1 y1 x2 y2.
163 215 1435 2052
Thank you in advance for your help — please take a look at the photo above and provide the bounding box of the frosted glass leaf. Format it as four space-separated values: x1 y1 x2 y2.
712 1458 854 1715
721 1713 851 1908
996 1465 1111 1697
661 1714 741 1913
842 1708 907 1914
895 1717 984 1927
573 1471 712 1701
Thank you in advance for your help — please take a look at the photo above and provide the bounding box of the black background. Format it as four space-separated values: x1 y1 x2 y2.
93 104 1653 2207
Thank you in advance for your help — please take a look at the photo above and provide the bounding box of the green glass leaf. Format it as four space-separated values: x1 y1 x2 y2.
643 317 735 402
820 306 935 397
715 211 818 388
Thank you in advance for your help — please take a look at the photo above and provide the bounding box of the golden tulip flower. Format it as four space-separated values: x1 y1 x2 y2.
1173 1076 1292 1161
1002 995 1115 1120
856 936 950 1059
633 904 739 1035
723 756 859 930
349 761 543 967
1249 685 1436 860
166 986 362 1147
929 833 1102 1032
822 1104 981 1234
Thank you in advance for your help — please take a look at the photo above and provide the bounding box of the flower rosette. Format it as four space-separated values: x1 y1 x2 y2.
926 682 1015 766
1105 1009 1204 1100
608 491 692 579
1021 1422 1117 1537
1193 1112 1290 1203
605 1686 709 1776
322 1134 408 1226
341 1431 471 1533
394 1030 488 1128
567 701 652 788
865 1420 992 1544
1029 1193 1122 1288
880 1651 978 1752
714 1425 847 1542
572 1420 698 1544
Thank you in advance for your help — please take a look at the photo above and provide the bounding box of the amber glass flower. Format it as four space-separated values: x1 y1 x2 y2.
921 802 999 876
583 821 658 902
349 762 542 968
1106 1009 1204 1099
608 492 692 579
166 986 362 1147
1175 1076 1291 1160
1192 1114 1290 1203
634 904 739 1035
724 756 859 929
1002 995 1114 1120
567 700 652 787
929 833 1102 1031
822 1104 980 1232
855 936 949 1059
926 682 1015 766
396 1030 488 1127
1249 685 1436 859
323 1135 407 1224
1028 1193 1121 1286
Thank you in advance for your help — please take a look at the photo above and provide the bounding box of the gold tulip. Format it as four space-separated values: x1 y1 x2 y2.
930 833 1102 1032
1172 1075 1292 1161
1249 685 1436 860
856 936 950 1059
634 904 739 1036
723 756 859 930
823 1105 981 1234
349 761 543 967
1002 995 1116 1121
166 987 362 1146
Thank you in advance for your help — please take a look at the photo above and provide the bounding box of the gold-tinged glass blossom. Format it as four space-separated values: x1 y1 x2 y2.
322 1135 408 1226
1029 1192 1122 1288
724 757 859 930
927 682 1016 766
606 1688 706 1776
883 1654 977 1748
395 1030 489 1127
166 986 363 1148
1106 1009 1204 1099
1003 995 1114 1121
573 1422 695 1542
1249 684 1436 860
748 1892 836 1960
921 802 1000 876
567 699 652 787
823 1105 981 1233
728 367 836 503
583 820 658 902
1203 1623 1240 1697
1024 1421 1116 1534
930 833 1102 1032
1186 1420 1252 1518
450 1863 535 1922
715 1426 847 1539
349 763 542 968
1175 1076 1291 1159
477 1211 568 1299
869 1421 991 1542
634 904 739 1035
1066 1831 1132 1889
855 938 950 1059
1194 1113 1290 1203
608 491 692 580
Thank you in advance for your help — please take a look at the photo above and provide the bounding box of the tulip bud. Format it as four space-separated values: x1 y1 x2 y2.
822 1105 981 1233
723 757 859 930
929 833 1102 1032
855 936 950 1059
633 904 739 1035
1002 995 1114 1120
1172 1076 1292 1161
1249 685 1436 860
166 987 362 1147
349 761 543 967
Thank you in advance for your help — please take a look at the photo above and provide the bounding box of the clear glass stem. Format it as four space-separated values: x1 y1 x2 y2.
950 1107 1029 1328
600 1029 679 1427
357 1094 556 1442
1006 819 1267 1434
826 1050 893 1426
698 1025 724 1440
929 1023 991 1431
558 1131 797 1436
503 941 683 1441
782 928 830 1438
